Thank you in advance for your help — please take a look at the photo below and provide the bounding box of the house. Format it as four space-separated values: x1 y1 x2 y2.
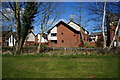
2 31 36 47
2 31 16 46
35 33 48 45
47 20 89 47
24 31 36 46
89 32 107 42
88 32 107 47
106 13 120 47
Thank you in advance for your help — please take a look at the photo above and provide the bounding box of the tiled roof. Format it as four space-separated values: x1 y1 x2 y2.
90 32 107 36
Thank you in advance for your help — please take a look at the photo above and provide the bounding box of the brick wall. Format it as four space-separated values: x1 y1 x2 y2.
88 42 96 46
24 41 35 46
48 24 81 47
84 33 89 41
35 36 38 44
107 25 120 46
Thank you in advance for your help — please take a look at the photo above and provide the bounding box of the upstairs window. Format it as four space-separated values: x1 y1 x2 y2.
62 40 64 43
61 32 63 35
51 33 57 37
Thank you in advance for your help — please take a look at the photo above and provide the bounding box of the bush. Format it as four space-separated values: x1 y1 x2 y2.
2 46 14 52
84 42 96 48
40 45 52 53
96 40 103 47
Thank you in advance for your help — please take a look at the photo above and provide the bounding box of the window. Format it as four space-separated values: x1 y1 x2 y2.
61 32 63 35
62 40 64 43
51 33 57 36
10 37 11 43
74 34 76 36
51 40 57 44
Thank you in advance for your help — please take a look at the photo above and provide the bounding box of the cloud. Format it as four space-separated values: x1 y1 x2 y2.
69 14 77 19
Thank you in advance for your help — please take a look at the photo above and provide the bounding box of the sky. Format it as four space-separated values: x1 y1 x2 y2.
2 2 119 35
33 2 95 35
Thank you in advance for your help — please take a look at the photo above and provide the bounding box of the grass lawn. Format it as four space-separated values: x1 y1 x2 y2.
2 54 118 78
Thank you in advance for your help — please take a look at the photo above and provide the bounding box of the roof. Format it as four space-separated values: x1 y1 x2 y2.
47 20 81 34
28 31 36 37
36 33 48 40
68 20 89 34
43 33 48 40
2 30 35 40
2 31 11 37
90 32 107 36
2 31 16 39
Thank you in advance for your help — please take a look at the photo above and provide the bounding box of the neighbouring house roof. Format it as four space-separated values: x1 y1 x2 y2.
2 31 16 40
47 20 83 34
90 32 107 36
28 31 36 37
2 30 35 40
67 20 89 34
36 33 48 40
43 33 48 40
2 31 11 37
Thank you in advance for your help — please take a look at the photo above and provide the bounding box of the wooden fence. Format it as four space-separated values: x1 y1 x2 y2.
2 46 120 54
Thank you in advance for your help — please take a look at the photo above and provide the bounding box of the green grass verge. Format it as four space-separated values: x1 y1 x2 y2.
2 54 118 78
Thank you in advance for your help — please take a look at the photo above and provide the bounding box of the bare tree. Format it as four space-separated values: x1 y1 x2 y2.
73 3 86 46
87 1 119 48
37 3 61 53
1 2 41 54
108 18 120 50
101 0 107 49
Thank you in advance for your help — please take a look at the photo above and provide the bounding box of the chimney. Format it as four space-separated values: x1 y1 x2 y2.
70 18 73 21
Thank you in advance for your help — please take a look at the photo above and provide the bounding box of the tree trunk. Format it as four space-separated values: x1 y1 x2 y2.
80 31 85 45
108 18 120 50
37 33 43 53
101 0 107 49
14 2 21 54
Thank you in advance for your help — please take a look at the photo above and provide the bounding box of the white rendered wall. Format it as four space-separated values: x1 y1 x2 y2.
27 33 35 41
95 36 98 41
38 34 48 43
48 27 57 40
9 35 16 46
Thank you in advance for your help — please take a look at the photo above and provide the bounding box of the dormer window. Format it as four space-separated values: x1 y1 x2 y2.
51 33 57 36
61 32 63 35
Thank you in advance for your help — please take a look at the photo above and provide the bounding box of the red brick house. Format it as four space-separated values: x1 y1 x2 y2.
89 32 107 47
89 32 107 42
47 20 89 47
106 13 120 47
